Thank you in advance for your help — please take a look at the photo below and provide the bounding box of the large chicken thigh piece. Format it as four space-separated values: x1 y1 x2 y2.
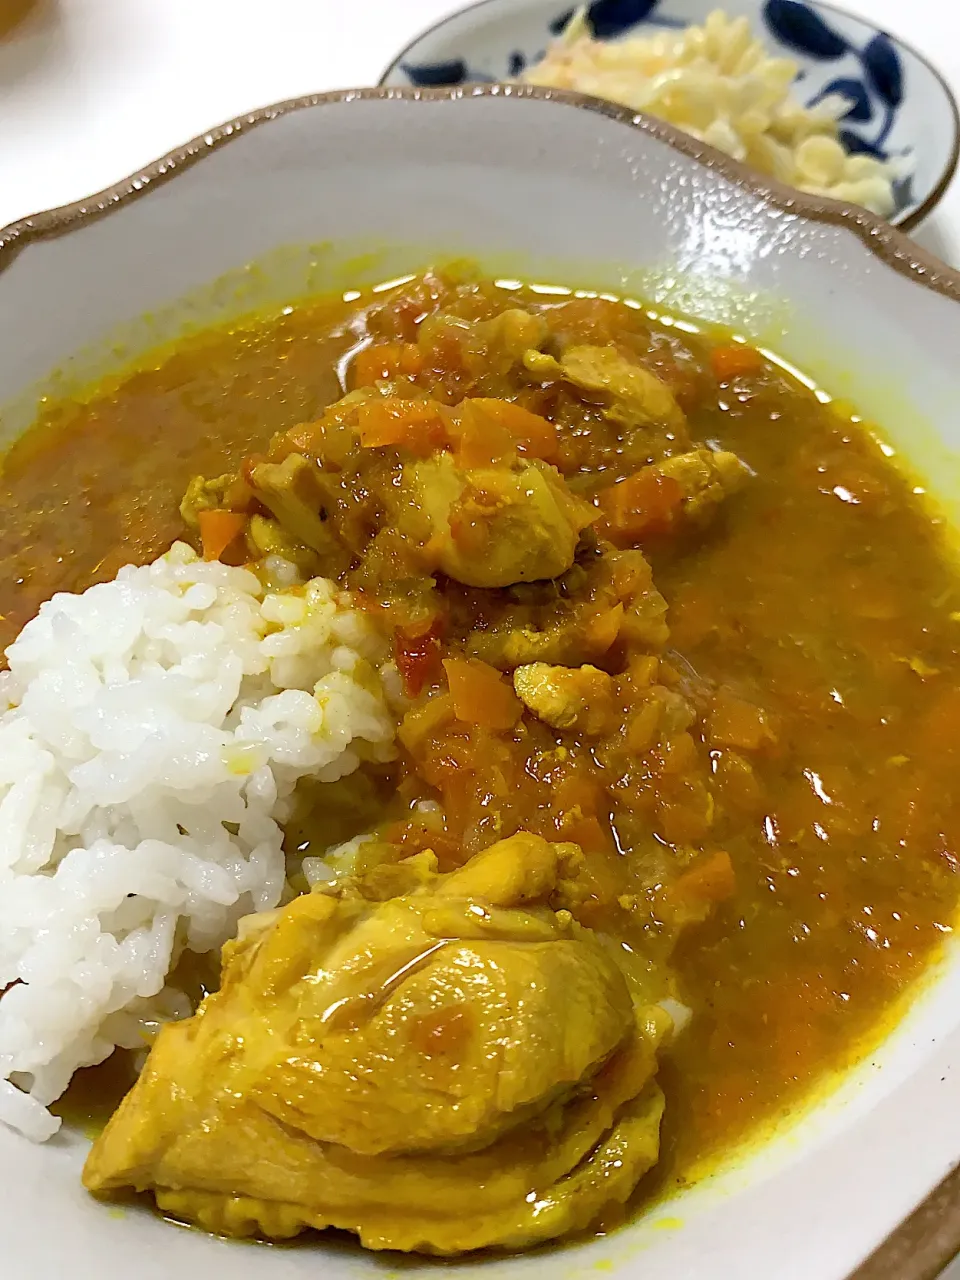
84 833 666 1254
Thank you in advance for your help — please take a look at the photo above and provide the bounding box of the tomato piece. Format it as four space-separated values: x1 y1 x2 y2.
395 621 445 698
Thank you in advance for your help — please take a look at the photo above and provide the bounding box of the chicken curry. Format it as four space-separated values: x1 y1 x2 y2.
3 268 960 1252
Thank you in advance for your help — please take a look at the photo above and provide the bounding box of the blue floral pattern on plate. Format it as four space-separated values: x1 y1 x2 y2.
382 0 959 227
763 1 901 157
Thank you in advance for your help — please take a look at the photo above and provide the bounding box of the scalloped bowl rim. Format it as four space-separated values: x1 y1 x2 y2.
1 84 959 269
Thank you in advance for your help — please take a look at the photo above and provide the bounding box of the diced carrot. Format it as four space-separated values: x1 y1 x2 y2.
583 603 624 656
555 773 603 816
712 750 763 813
443 657 522 731
560 812 608 852
281 420 326 455
657 791 713 845
398 345 425 377
357 398 448 454
198 510 248 563
464 398 559 463
356 401 406 448
596 468 684 545
352 341 424 388
624 654 659 688
626 700 662 753
660 731 698 776
670 851 737 907
453 400 515 469
709 688 776 751
710 344 764 382
398 693 455 754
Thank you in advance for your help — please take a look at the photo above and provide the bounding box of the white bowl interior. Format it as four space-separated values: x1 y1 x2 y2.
3 89 960 1280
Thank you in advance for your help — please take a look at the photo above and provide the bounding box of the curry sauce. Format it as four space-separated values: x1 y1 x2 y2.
6 270 960 1210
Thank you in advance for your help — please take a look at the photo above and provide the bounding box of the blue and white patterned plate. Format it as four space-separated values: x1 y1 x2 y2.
381 0 959 229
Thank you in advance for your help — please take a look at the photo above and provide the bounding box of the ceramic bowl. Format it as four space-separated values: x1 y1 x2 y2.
380 0 960 229
4 84 960 1280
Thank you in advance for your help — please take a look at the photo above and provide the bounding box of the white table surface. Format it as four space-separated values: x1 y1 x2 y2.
2 1 960 1275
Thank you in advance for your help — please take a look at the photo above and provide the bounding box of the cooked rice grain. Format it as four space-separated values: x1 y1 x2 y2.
525 8 903 217
0 543 398 1139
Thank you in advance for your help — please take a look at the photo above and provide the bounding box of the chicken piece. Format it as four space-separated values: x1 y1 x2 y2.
248 453 349 572
179 473 239 529
514 662 616 735
466 546 668 670
597 449 750 548
656 447 750 523
524 344 686 434
480 308 549 366
246 514 319 573
469 620 601 670
84 833 667 1255
418 308 548 380
407 453 596 589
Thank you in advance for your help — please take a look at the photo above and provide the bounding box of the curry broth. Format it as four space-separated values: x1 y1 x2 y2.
7 274 960 1202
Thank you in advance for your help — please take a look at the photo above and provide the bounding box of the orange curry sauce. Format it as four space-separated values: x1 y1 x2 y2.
4 273 960 1195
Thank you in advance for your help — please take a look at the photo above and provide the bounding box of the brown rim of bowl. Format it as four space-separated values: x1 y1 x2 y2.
1 83 960 287
1 78 960 1278
377 0 960 234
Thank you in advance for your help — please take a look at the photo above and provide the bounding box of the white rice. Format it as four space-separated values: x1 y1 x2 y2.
0 542 398 1140
302 833 376 887
524 8 904 218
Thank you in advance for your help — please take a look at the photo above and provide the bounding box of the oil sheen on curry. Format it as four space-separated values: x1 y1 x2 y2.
3 269 959 1253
